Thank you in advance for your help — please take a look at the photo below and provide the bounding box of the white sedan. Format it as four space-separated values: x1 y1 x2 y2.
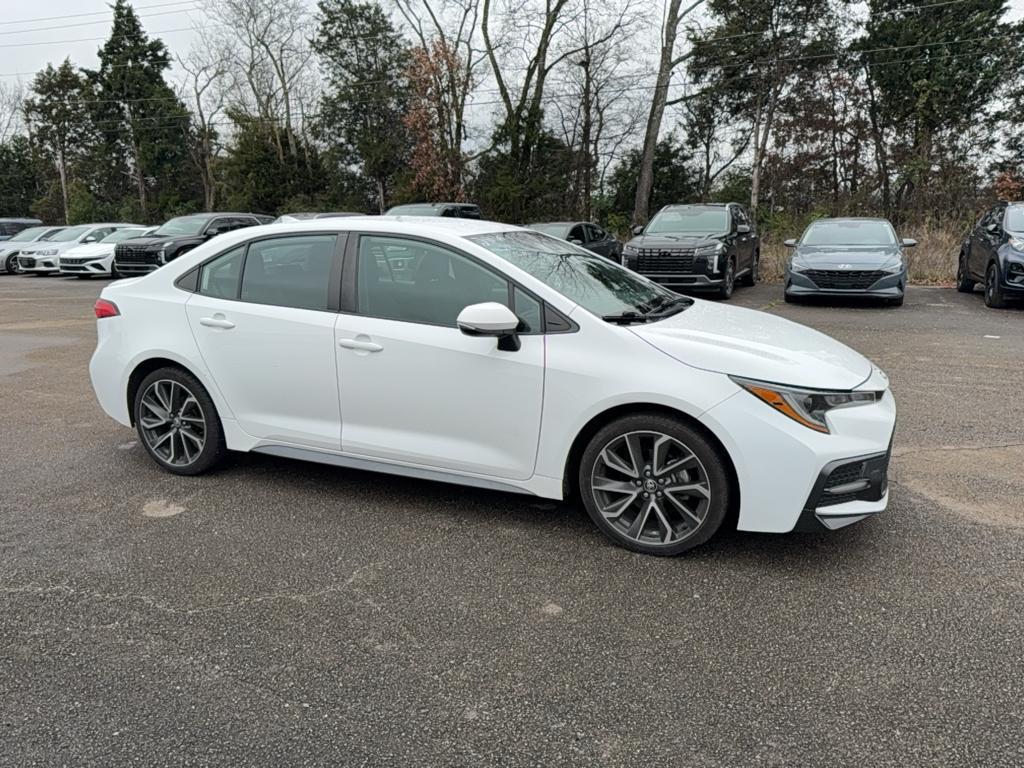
59 226 153 278
18 223 140 275
89 218 896 555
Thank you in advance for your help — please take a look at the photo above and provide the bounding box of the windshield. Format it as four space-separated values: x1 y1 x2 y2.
801 219 897 246
646 207 729 235
9 226 51 242
468 230 686 319
101 228 148 243
48 225 90 242
528 223 571 238
1006 205 1024 231
154 216 208 236
387 205 441 216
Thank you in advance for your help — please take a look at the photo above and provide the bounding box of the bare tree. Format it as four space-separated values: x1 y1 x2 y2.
0 81 25 145
177 39 230 210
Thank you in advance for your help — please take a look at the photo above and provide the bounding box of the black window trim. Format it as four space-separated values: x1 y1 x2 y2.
174 230 347 313
341 231 576 335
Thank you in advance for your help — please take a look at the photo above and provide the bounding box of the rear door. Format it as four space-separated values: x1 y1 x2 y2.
184 233 344 450
732 206 755 272
334 233 545 480
971 205 1003 278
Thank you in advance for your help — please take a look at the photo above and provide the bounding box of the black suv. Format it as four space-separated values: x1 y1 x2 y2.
114 213 266 276
957 201 1024 308
621 203 760 299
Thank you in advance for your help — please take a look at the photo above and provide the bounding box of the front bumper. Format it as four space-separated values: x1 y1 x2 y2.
645 273 724 290
786 268 905 299
114 261 160 276
18 255 60 273
701 367 896 534
59 256 113 275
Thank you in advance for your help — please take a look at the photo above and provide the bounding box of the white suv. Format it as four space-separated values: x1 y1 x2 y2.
18 223 139 275
90 218 896 556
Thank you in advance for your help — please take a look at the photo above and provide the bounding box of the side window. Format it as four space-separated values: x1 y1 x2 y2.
440 207 458 218
87 227 113 242
513 286 542 333
568 225 586 243
356 235 509 327
198 245 246 300
239 235 336 311
206 218 230 235
585 224 604 242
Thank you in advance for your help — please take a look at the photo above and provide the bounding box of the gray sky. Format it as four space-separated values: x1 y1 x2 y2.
2 0 1023 89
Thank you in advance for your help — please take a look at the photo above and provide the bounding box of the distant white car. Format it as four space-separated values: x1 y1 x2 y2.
89 218 896 556
18 223 140 275
59 226 154 278
0 225 66 274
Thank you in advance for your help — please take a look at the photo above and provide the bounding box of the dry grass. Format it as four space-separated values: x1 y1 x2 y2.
759 221 963 285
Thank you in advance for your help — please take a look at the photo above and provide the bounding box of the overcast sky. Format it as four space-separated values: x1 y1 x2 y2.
2 0 1023 89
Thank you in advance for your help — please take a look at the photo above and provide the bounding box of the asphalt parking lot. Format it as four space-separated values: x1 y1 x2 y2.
2 275 1022 767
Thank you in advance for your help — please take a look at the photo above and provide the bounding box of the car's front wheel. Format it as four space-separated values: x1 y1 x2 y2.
739 252 759 286
717 257 736 299
984 262 1007 308
578 414 730 556
956 251 975 293
4 254 20 274
134 367 226 475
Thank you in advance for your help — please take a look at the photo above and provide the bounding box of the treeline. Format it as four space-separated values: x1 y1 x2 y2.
0 0 1021 234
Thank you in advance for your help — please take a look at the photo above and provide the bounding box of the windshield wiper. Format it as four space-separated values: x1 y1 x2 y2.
602 310 652 325
646 295 694 317
603 296 694 325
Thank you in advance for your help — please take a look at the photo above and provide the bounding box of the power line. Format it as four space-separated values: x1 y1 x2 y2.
0 0 199 27
0 24 201 50
0 6 200 37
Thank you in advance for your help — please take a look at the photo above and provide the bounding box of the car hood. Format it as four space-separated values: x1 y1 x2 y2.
63 243 113 257
116 235 165 249
792 244 901 268
626 233 725 250
632 299 873 390
21 241 78 254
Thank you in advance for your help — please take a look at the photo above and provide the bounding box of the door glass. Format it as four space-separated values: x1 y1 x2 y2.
240 235 336 311
568 225 585 243
357 236 509 327
513 287 542 333
198 245 246 299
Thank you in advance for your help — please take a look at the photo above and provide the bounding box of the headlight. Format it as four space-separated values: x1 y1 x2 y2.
730 376 882 434
622 244 638 256
157 249 166 263
695 243 724 272
880 259 904 274
1009 236 1024 251
789 261 808 273
36 248 58 256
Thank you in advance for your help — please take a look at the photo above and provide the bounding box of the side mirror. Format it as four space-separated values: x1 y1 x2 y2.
632 225 645 236
737 224 751 235
82 236 98 244
205 227 225 238
783 238 797 247
901 238 917 248
986 222 999 233
457 302 521 352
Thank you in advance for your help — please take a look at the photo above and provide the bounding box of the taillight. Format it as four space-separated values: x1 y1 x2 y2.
94 298 120 319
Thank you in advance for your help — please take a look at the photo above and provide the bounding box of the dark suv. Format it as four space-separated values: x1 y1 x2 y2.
957 201 1024 308
114 213 266 276
0 218 43 240
621 203 760 299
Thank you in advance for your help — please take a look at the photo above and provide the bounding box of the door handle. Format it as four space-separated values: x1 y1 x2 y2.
199 315 235 329
338 338 383 352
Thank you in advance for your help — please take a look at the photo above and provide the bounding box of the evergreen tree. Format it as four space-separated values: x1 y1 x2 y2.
85 0 196 221
24 60 92 223
313 0 411 212
0 136 41 216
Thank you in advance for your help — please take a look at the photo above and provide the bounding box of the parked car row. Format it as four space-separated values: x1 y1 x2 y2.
4 200 1023 309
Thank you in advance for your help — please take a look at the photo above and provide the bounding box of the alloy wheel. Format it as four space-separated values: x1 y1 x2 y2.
590 430 712 547
138 379 207 467
6 255 20 274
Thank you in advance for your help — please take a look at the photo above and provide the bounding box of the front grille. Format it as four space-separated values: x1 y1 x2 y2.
636 247 697 274
803 269 886 290
60 257 92 265
18 256 36 268
115 245 158 265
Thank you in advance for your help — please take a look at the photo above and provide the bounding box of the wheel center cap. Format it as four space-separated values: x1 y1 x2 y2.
643 479 658 492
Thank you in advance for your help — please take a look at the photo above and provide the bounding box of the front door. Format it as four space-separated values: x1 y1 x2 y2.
184 234 343 450
335 234 545 480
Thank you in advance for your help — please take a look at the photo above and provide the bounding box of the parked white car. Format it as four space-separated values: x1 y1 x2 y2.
90 218 896 555
18 223 140 275
0 225 65 274
59 226 153 278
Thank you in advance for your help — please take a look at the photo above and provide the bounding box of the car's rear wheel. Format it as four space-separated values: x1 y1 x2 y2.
578 414 730 556
739 252 759 286
717 258 736 299
956 251 975 293
984 263 1007 308
134 367 226 475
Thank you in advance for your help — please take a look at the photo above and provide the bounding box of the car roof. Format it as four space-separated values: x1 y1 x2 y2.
0 217 42 222
529 221 581 227
245 216 519 238
806 217 892 224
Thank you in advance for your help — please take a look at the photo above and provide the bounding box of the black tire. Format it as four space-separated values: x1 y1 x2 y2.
738 252 759 286
4 254 19 274
577 413 731 556
133 366 227 475
109 263 121 280
75 274 91 279
984 262 1007 309
956 251 976 293
784 292 798 304
716 257 736 299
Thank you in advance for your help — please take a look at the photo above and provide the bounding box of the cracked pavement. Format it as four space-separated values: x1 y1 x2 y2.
1 275 1023 767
